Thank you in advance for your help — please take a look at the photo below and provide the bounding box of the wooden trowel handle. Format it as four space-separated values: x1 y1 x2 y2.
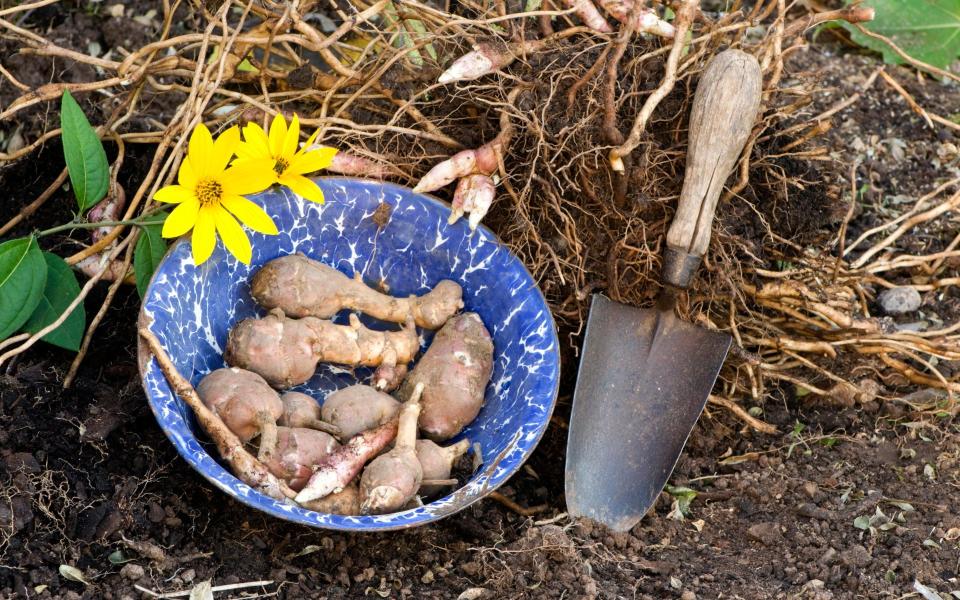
663 49 762 289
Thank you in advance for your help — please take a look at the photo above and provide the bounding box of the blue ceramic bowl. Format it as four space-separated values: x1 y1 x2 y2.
137 177 560 530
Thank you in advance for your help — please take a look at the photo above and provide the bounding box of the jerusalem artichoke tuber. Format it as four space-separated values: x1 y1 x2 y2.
359 383 425 514
320 384 401 439
416 438 471 497
251 255 463 329
196 367 283 461
224 311 419 388
279 391 341 437
263 427 339 490
294 416 400 503
399 313 494 441
299 483 361 515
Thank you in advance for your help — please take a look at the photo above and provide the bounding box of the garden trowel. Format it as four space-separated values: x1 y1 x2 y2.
565 49 762 532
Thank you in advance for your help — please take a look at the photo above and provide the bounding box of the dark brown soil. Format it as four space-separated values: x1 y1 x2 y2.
1 7 959 599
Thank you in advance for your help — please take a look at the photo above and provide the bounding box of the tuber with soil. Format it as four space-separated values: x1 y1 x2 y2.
196 367 283 461
359 383 425 514
320 384 401 439
224 310 419 388
278 391 341 437
399 313 494 441
295 416 400 504
416 439 471 497
263 427 339 490
251 254 463 329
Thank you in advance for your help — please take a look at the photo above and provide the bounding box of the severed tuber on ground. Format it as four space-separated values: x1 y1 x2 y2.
416 439 471 497
196 367 283 462
263 427 340 491
295 416 400 504
399 313 494 441
251 255 464 329
359 384 425 514
279 391 341 437
224 310 419 388
320 384 401 439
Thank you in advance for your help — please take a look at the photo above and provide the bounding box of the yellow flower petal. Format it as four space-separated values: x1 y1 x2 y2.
188 123 214 176
211 126 240 173
177 156 198 188
191 207 217 265
221 195 279 235
161 197 200 238
238 122 272 160
280 174 325 203
214 207 252 264
289 147 338 175
221 162 276 196
295 129 321 158
283 114 301 159
268 113 287 158
154 185 194 204
230 156 278 178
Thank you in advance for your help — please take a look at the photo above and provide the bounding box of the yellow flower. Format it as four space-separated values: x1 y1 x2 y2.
154 124 277 265
235 113 338 204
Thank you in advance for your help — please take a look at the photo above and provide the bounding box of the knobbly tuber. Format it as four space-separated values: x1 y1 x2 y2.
416 439 471 497
224 311 419 388
196 367 283 461
251 254 463 329
295 416 400 503
279 391 341 437
320 384 400 439
299 483 361 515
450 174 495 231
263 427 339 490
359 384 425 514
399 313 494 441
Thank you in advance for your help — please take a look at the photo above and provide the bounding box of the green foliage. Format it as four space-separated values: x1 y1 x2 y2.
0 237 47 340
21 253 85 351
61 90 109 212
665 485 697 520
843 0 960 69
134 214 170 298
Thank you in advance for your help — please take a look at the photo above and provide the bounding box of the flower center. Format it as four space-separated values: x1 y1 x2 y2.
273 158 290 176
196 179 223 207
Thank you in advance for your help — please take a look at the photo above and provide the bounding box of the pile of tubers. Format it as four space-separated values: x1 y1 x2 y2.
195 254 494 515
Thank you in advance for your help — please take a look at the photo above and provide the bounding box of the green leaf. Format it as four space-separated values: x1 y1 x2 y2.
236 57 259 73
61 90 109 212
21 253 85 351
134 214 169 298
58 564 90 586
853 515 871 530
843 0 960 69
524 0 543 11
0 237 47 340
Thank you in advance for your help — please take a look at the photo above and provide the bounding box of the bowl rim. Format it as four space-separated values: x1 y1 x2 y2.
136 176 561 530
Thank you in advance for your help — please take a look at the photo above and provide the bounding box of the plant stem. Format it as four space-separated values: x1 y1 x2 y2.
36 219 166 237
